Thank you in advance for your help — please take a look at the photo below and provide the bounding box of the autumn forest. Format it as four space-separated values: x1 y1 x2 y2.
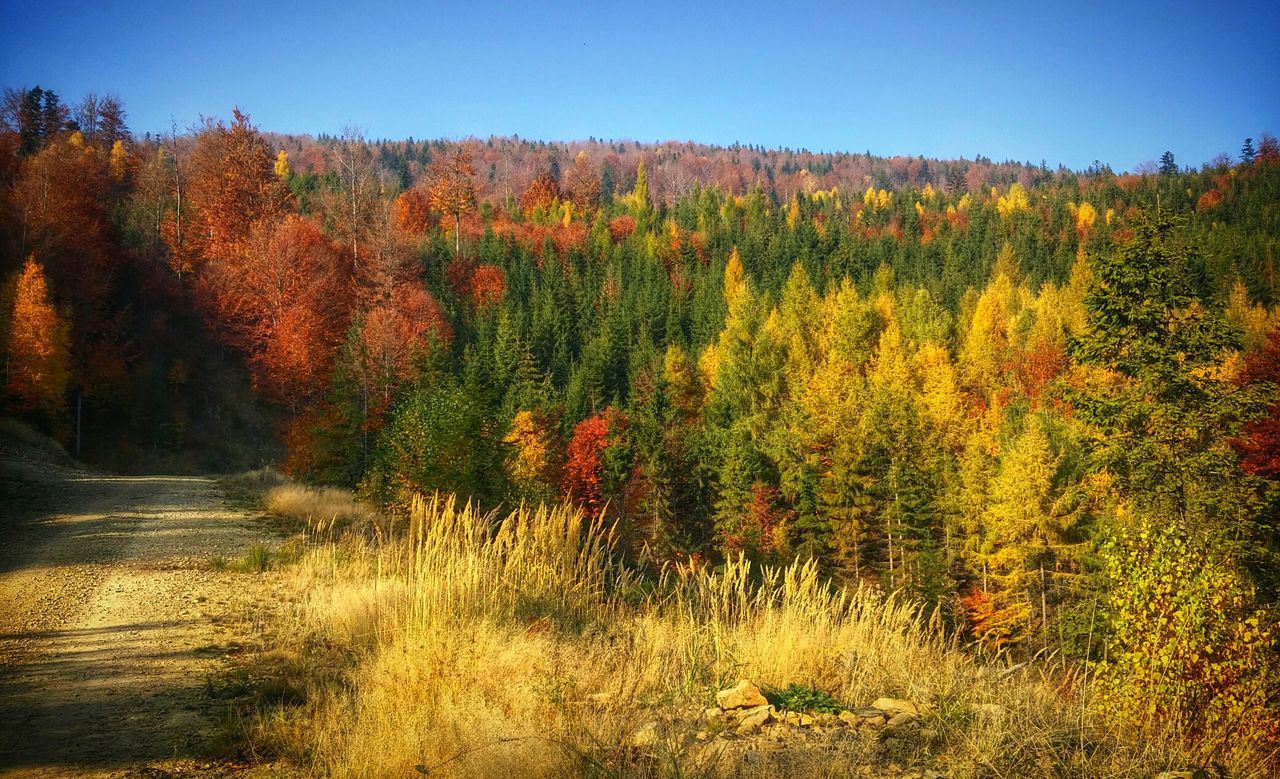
3 84 1280 773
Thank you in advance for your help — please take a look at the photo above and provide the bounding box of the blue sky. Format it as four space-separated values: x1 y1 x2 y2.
2 0 1277 171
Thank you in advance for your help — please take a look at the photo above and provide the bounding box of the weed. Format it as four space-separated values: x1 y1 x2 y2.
765 683 845 713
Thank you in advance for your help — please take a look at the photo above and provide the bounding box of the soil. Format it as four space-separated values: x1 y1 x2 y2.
0 427 283 778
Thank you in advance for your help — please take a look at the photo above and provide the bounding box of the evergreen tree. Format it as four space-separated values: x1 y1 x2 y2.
1241 137 1256 165
1070 211 1278 743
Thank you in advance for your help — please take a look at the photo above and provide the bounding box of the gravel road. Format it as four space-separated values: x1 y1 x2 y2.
0 442 276 778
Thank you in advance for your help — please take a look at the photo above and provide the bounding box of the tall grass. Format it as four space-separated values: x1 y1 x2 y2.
237 488 1224 778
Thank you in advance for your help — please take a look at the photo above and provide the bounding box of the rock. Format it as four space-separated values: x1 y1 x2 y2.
695 730 709 741
717 679 769 710
923 769 945 778
704 707 722 719
784 711 803 725
630 720 661 747
738 704 772 727
871 697 919 716
838 710 860 726
919 728 938 741
886 711 917 728
798 713 816 727
741 750 765 766
736 704 772 734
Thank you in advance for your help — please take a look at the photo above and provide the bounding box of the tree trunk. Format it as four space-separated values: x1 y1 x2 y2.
1040 560 1048 646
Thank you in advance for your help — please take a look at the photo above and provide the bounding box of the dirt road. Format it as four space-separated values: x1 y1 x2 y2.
0 439 276 777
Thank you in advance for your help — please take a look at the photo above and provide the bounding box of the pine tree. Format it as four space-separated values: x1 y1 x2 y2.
1241 137 1256 165
1070 211 1277 742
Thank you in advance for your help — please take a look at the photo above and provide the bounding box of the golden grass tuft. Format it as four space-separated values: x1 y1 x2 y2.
230 485 1253 777
260 480 385 536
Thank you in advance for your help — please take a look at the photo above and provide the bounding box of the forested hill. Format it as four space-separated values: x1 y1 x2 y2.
4 88 1280 759
263 130 1067 208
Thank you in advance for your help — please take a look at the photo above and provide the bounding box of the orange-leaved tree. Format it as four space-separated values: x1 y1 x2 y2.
562 408 629 518
426 148 476 256
203 215 348 408
4 256 70 415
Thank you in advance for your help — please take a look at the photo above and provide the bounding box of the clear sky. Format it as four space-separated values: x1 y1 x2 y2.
2 0 1277 171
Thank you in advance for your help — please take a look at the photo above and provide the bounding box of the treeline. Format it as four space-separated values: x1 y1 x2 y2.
3 86 1280 760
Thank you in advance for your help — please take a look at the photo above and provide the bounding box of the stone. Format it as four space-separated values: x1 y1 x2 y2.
736 704 772 735
886 711 917 728
630 720 660 747
717 680 768 710
736 720 762 736
704 707 722 719
798 713 816 727
871 697 919 716
970 702 1008 719
838 710 860 726
737 704 773 728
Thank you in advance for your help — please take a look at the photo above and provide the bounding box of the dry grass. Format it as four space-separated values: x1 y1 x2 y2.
226 469 385 536
228 483 1243 778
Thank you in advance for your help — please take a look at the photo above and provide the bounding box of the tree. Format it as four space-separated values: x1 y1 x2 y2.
4 257 70 415
1233 328 1280 480
203 216 349 408
324 127 382 275
186 109 288 269
983 415 1081 647
1241 137 1256 165
1071 211 1277 748
504 408 563 505
427 148 476 256
565 150 601 210
1159 151 1177 176
2 86 71 155
356 283 451 419
562 408 628 518
1069 213 1253 533
362 376 503 511
519 173 559 219
393 187 432 237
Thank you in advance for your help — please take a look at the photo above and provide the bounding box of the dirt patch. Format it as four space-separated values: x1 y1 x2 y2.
0 432 289 778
